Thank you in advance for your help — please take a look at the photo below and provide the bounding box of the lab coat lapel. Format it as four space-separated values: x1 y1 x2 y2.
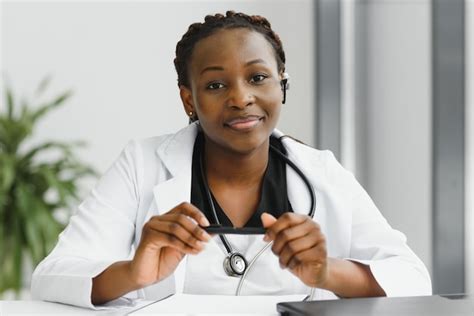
152 176 189 217
146 124 199 294
151 123 199 219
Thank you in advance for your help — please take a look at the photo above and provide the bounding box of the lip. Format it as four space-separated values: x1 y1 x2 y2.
224 115 263 131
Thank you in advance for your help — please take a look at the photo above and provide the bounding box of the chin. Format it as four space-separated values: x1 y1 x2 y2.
222 133 269 155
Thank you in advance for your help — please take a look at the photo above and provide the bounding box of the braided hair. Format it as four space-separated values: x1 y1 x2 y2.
174 11 286 88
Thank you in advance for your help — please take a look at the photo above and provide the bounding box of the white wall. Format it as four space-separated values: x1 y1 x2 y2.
1 0 315 177
466 0 474 295
354 0 432 273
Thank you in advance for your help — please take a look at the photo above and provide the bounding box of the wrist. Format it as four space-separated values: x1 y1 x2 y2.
317 257 337 291
127 259 150 289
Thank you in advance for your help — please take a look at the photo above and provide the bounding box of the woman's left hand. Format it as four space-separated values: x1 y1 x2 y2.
261 212 328 288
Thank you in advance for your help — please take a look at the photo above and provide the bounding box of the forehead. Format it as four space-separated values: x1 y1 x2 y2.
189 28 278 73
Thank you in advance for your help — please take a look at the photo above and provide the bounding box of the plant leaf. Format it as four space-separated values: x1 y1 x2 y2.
5 86 14 119
31 90 73 123
0 154 15 191
0 80 96 296
18 141 84 169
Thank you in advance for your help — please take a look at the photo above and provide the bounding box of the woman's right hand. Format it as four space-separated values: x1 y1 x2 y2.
129 202 211 287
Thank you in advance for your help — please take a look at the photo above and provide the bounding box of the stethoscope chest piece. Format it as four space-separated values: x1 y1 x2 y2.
223 252 248 277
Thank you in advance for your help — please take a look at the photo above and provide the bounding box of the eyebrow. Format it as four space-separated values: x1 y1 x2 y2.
199 59 267 75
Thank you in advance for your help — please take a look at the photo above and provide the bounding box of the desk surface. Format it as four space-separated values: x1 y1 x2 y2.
0 294 306 315
1 294 472 315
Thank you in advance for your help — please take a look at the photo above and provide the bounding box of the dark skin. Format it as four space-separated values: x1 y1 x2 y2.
91 28 385 305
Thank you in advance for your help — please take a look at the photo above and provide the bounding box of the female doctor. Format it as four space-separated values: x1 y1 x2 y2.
31 11 431 308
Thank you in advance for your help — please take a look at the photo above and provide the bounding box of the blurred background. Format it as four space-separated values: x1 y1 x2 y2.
1 0 472 299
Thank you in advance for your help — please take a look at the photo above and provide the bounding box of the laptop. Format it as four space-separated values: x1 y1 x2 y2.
277 294 473 316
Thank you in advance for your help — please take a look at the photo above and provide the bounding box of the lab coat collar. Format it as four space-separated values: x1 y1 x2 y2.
155 122 199 178
155 123 286 178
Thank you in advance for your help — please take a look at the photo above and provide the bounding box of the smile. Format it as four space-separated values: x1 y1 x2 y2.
224 116 263 131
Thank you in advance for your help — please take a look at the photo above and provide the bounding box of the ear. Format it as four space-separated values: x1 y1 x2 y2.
179 85 196 117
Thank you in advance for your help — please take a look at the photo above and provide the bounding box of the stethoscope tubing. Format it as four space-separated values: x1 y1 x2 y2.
199 138 316 256
198 136 318 296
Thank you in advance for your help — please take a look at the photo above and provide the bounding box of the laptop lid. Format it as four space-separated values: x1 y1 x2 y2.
276 295 473 316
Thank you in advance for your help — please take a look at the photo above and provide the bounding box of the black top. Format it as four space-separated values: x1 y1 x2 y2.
191 131 293 227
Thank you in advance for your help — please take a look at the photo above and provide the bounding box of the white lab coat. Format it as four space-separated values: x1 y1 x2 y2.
31 123 432 309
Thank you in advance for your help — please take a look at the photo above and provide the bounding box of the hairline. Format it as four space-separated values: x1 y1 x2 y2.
182 25 283 89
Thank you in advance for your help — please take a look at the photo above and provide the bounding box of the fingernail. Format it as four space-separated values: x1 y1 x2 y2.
263 234 270 242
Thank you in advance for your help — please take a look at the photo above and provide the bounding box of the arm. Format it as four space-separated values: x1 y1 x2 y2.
32 140 212 308
325 150 431 297
91 203 211 305
262 213 385 298
31 141 143 308
259 149 431 298
323 258 385 297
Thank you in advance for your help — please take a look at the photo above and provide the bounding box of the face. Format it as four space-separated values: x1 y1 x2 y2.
180 28 284 155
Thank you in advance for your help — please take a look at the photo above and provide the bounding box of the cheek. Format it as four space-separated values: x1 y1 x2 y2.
193 95 224 126
257 87 283 115
260 80 283 100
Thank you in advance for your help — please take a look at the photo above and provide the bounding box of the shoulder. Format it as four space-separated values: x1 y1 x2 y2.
278 133 357 192
124 123 198 160
278 134 336 170
120 134 172 162
130 134 174 153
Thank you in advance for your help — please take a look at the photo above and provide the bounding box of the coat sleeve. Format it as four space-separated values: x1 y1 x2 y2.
324 151 432 297
31 140 145 309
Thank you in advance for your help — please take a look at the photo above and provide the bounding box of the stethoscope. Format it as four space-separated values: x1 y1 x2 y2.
199 137 316 278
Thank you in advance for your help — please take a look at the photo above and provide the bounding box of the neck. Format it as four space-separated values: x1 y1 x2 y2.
203 137 269 188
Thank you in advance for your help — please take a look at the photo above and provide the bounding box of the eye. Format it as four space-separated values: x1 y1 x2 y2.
250 74 268 84
206 82 225 90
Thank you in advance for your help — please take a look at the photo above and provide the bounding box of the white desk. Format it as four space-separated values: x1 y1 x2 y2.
0 294 306 315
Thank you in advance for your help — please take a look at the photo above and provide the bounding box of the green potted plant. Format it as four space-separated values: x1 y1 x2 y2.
0 78 96 297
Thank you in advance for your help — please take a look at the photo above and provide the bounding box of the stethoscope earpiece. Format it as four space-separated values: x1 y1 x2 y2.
281 72 290 104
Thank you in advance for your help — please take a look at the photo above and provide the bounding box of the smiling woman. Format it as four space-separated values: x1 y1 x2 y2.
181 29 282 157
30 11 431 309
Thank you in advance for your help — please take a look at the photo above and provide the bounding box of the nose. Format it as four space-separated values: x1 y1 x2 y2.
225 82 255 109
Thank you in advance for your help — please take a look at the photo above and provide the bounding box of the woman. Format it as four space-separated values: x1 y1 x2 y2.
31 11 431 308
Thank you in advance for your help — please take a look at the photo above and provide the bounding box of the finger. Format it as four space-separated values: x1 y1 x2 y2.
286 238 327 270
287 245 327 271
279 231 325 268
146 218 208 252
271 218 317 255
170 202 210 227
143 227 202 254
158 213 211 242
264 213 307 241
261 212 277 228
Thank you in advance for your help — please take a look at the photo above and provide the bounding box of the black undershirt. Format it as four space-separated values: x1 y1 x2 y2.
190 132 293 227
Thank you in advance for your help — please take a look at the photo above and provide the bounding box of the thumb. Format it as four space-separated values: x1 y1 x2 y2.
261 212 277 228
